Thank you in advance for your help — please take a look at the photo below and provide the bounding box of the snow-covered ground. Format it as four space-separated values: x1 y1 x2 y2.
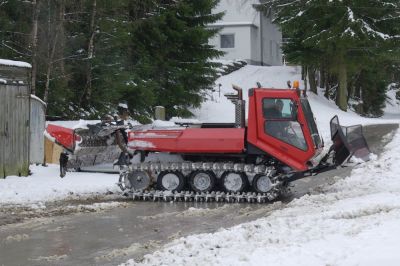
0 165 120 206
118 65 400 265
122 126 400 266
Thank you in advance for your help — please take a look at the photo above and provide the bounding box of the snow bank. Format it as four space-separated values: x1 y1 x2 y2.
122 129 400 266
383 89 400 119
0 164 120 206
0 59 32 68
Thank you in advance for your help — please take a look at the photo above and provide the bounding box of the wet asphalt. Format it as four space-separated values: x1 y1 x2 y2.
0 123 398 266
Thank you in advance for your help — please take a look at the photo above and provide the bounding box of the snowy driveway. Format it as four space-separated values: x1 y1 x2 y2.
0 124 397 266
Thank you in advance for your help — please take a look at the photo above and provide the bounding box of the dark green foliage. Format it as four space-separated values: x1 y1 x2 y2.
0 0 223 121
127 0 224 120
0 1 32 60
261 0 400 116
352 68 387 117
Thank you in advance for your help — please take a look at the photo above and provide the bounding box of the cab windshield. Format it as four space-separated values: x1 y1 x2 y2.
263 98 307 151
300 99 322 148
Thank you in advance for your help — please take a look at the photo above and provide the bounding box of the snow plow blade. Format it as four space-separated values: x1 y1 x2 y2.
46 123 122 169
330 115 371 166
69 126 122 168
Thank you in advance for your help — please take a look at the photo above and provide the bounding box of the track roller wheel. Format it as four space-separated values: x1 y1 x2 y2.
157 171 185 192
221 171 248 193
189 170 216 193
124 170 151 191
252 174 273 193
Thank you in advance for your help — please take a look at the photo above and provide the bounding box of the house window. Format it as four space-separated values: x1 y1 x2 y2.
220 34 235 48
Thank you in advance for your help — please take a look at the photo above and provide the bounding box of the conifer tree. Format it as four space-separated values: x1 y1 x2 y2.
262 0 400 113
127 0 224 120
1 0 223 120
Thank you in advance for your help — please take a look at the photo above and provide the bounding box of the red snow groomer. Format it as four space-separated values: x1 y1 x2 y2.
122 84 370 202
46 83 370 203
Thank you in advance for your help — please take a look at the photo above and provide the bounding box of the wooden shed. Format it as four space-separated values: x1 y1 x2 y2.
0 59 32 178
30 95 46 164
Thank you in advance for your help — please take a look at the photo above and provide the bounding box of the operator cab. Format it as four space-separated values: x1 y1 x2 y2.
247 86 323 171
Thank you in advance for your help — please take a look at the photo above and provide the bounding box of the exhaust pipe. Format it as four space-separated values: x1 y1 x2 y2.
225 85 246 128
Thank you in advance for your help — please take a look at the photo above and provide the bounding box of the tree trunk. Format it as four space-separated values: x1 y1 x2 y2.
44 0 62 103
308 67 317 94
337 56 348 111
81 0 97 106
31 0 40 95
303 66 308 92
44 0 51 103
320 64 326 88
324 72 330 99
44 32 59 103
58 0 66 81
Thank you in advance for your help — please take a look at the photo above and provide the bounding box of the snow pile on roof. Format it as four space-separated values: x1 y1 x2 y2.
122 129 400 266
0 59 32 68
46 120 101 129
0 164 120 206
46 119 141 129
30 94 47 106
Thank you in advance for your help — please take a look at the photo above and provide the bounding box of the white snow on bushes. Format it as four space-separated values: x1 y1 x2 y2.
122 129 400 266
0 164 120 206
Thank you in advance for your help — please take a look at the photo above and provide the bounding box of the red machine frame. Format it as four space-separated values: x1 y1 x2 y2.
128 88 321 172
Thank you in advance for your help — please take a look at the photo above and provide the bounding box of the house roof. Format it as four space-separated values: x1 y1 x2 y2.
0 59 32 69
208 21 258 28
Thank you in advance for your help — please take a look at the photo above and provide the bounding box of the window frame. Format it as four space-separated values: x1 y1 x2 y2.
262 98 296 121
220 33 235 49
262 97 308 151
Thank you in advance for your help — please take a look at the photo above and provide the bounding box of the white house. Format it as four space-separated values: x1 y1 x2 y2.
208 0 282 66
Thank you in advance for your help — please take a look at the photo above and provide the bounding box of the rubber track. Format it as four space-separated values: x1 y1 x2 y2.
120 161 286 203
128 190 280 203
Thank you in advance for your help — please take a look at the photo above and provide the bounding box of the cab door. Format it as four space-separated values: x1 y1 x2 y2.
248 89 315 171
